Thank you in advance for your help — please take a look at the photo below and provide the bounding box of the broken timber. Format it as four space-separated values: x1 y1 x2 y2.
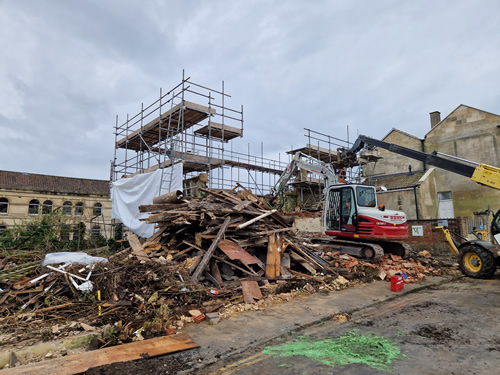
2 334 199 375
191 216 231 281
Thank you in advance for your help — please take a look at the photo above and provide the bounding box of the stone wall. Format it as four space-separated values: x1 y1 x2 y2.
363 129 424 177
424 105 500 218
0 188 113 239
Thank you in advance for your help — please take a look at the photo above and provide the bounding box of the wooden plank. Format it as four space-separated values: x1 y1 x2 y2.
138 202 189 212
265 234 282 278
2 333 198 375
210 259 224 286
236 209 277 230
127 233 150 262
253 227 296 236
290 251 317 274
191 217 231 281
183 241 258 277
218 240 262 265
241 280 263 304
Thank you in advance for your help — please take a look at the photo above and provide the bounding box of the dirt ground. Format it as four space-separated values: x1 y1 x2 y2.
198 277 500 375
80 273 500 375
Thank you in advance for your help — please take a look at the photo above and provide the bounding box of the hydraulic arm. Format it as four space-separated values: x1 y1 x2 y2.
345 135 500 189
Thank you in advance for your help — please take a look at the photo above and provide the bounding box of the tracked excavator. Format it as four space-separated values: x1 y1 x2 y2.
342 134 500 278
271 152 409 261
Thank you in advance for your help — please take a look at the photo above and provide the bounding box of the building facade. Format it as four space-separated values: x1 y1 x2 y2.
362 105 500 220
0 170 113 240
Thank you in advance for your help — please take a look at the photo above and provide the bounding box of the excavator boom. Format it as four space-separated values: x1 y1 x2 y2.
346 135 500 189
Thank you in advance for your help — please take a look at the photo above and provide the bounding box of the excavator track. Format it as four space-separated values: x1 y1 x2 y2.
307 238 385 261
306 238 408 262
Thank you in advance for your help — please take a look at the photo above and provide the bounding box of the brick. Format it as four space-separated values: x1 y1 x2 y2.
165 328 176 335
193 314 206 323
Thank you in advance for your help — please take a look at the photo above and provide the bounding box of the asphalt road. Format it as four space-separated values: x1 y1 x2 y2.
198 276 500 375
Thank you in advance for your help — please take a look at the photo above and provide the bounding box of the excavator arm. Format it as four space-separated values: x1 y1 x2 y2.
271 151 339 207
345 135 500 189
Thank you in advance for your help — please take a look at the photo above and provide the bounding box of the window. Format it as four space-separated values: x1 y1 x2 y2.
91 224 101 239
42 200 53 215
28 199 40 215
356 186 376 208
62 201 72 216
75 202 84 216
437 191 452 201
0 198 8 214
0 224 6 234
93 203 102 216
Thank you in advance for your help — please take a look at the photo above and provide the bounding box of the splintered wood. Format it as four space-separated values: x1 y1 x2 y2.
136 186 330 287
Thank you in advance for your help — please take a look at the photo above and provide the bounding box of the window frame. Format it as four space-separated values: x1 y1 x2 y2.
28 199 40 215
62 201 73 216
42 200 53 215
93 202 102 216
75 202 84 216
0 198 8 214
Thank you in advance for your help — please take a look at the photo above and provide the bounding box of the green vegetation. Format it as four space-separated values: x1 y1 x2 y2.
0 211 121 254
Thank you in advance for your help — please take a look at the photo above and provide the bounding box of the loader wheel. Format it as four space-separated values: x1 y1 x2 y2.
458 245 496 279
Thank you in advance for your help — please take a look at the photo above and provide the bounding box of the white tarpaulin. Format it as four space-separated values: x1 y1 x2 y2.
111 164 183 238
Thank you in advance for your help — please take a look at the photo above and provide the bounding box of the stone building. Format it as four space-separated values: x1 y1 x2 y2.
362 104 500 220
0 170 112 239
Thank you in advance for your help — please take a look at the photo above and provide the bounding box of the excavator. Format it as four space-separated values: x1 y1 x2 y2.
342 134 500 278
271 151 409 261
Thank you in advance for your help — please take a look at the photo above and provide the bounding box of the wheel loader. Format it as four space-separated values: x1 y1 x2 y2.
436 210 500 278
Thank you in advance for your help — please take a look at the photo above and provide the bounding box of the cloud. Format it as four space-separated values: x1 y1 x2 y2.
1 0 499 182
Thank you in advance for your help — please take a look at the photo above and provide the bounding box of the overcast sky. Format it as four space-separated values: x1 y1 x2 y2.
1 0 499 180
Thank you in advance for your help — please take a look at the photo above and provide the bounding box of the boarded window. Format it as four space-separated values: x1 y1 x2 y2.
62 201 72 216
0 198 8 214
29 200 40 215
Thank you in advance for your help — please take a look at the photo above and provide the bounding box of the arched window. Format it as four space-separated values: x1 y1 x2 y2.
0 198 8 214
75 202 84 216
93 203 102 216
42 200 53 215
62 201 72 216
28 199 40 215
91 224 101 239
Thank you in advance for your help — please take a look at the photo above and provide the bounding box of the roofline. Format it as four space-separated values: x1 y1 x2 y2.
0 170 110 183
381 127 422 142
425 104 500 137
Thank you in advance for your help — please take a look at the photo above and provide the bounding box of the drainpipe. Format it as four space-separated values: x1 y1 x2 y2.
421 139 426 171
413 185 420 220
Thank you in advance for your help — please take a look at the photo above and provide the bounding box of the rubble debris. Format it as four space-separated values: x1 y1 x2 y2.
0 185 454 361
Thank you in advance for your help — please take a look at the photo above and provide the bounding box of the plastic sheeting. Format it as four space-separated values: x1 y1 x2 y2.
111 164 183 238
41 252 108 267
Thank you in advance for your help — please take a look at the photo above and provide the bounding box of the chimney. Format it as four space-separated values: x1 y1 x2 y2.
430 111 441 128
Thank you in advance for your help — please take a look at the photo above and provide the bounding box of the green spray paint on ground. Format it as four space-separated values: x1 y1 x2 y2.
262 329 404 371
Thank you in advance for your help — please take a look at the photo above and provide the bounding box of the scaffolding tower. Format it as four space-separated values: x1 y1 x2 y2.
285 128 372 210
112 72 287 196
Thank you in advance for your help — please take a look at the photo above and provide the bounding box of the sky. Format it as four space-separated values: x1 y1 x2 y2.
1 0 499 180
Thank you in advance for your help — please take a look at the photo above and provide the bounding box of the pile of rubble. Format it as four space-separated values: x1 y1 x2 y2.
0 186 454 351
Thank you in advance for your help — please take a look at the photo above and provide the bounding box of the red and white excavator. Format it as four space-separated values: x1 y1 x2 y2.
271 152 409 261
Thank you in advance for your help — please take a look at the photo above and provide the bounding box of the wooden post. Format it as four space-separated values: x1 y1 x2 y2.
266 233 281 278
